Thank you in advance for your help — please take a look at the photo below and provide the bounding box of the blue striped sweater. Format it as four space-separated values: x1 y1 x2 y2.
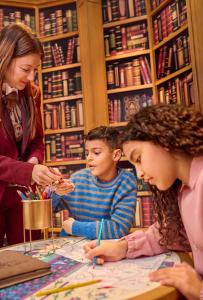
52 168 136 239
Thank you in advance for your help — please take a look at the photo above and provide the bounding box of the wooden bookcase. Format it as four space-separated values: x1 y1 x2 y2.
36 0 87 179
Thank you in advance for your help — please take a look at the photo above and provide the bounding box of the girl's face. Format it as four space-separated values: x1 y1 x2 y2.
123 141 178 191
4 53 40 90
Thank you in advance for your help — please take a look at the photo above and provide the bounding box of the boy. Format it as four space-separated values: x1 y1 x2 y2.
52 126 137 239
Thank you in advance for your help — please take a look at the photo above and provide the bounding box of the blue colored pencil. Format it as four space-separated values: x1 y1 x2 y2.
17 190 28 200
93 218 104 266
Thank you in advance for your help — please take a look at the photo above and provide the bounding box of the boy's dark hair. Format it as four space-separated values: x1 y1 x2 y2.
85 126 121 149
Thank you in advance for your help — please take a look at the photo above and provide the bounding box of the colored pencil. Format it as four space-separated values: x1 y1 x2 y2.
36 279 102 296
17 190 28 200
93 218 104 265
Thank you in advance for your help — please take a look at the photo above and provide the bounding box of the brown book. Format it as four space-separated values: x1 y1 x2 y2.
0 250 51 289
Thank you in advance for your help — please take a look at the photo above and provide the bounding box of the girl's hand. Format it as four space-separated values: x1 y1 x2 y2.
84 239 128 265
32 164 62 186
149 262 202 300
54 179 75 195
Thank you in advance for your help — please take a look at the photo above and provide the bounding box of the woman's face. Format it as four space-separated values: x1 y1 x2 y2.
4 53 40 90
123 140 178 191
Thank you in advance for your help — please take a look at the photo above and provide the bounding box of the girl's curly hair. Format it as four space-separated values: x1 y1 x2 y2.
122 104 203 247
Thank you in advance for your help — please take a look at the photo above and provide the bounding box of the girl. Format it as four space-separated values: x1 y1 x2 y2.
0 24 61 246
84 104 203 300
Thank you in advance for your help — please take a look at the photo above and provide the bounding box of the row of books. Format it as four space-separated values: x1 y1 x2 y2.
108 93 152 123
135 196 154 228
104 22 148 56
44 100 84 130
153 0 187 45
156 34 190 79
56 165 85 179
43 71 82 99
45 133 84 163
158 72 193 106
42 37 80 68
107 56 152 89
102 0 146 23
0 8 35 32
39 8 77 37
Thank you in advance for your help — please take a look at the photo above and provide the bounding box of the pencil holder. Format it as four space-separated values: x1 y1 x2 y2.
22 199 52 230
22 199 54 252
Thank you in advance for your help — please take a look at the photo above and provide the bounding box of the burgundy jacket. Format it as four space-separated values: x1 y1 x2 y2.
0 84 44 202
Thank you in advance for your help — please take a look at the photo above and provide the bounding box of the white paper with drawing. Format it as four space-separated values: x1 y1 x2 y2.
30 239 180 300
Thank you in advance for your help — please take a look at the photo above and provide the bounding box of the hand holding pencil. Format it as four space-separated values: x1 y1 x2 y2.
84 237 128 265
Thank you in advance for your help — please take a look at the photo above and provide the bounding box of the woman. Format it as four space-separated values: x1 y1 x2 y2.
0 23 61 246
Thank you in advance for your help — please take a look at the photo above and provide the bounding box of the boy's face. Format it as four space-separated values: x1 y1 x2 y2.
85 139 121 182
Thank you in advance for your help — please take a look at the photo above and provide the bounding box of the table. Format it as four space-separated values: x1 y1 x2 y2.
0 237 192 300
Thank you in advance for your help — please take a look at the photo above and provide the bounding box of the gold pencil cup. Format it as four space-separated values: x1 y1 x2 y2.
22 199 55 253
22 199 52 230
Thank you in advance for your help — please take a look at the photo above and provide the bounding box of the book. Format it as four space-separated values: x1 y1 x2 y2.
0 250 51 288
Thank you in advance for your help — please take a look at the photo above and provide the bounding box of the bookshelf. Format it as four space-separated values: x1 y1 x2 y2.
36 0 87 178
146 0 200 108
102 1 154 126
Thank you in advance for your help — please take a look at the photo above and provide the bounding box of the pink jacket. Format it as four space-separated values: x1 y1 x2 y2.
124 156 203 297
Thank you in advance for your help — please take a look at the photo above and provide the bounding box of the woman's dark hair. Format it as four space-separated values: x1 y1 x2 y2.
122 104 203 247
85 125 121 150
0 23 44 139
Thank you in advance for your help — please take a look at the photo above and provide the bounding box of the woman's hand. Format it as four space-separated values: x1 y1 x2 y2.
84 239 128 265
54 179 75 195
32 164 62 186
149 262 202 300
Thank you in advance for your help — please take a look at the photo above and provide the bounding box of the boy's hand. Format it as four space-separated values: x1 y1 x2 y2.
63 218 75 235
149 262 202 300
54 179 75 195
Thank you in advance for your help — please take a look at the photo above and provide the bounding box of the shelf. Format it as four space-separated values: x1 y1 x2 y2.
38 0 76 9
153 23 188 51
48 228 61 233
40 31 79 43
155 64 192 86
44 127 84 135
109 122 127 127
42 63 81 73
107 84 152 94
45 159 86 167
137 191 152 196
0 1 36 8
150 0 173 17
103 15 147 29
106 50 150 62
43 94 83 104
